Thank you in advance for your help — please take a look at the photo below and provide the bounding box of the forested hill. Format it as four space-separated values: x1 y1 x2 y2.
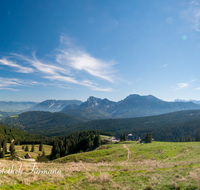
1 111 86 135
3 109 200 141
0 123 44 143
54 109 200 141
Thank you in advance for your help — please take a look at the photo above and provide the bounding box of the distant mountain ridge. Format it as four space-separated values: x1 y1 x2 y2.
2 94 200 120
0 101 37 112
61 94 200 119
28 100 82 112
175 99 200 105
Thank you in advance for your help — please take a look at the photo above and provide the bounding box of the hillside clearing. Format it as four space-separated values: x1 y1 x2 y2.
1 142 200 189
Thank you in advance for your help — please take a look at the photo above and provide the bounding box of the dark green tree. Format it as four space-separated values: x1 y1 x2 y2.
120 134 123 141
145 133 152 143
196 132 200 141
2 139 7 153
25 144 29 151
94 135 101 148
0 148 5 158
179 135 185 142
39 142 43 151
9 143 15 156
37 150 47 162
185 135 192 142
31 143 34 152
123 133 126 141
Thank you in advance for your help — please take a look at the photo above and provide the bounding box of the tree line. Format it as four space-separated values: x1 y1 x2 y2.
50 130 101 160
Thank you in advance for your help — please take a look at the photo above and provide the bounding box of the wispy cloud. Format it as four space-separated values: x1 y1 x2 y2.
0 58 34 73
180 0 200 32
174 82 189 90
0 36 118 92
12 53 68 75
161 64 168 68
56 49 116 83
174 79 196 90
0 77 38 91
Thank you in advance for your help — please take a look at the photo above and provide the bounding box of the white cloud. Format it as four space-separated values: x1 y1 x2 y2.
161 64 168 67
0 36 118 92
0 58 34 73
56 49 116 83
12 53 68 75
0 77 38 91
180 1 200 32
175 82 189 90
174 79 196 90
0 88 20 91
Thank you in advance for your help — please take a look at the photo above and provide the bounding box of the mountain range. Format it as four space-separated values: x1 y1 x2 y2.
174 99 200 105
0 101 37 112
28 100 82 112
1 94 200 120
61 94 200 119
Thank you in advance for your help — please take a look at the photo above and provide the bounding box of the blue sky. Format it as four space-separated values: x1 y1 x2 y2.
1 0 200 102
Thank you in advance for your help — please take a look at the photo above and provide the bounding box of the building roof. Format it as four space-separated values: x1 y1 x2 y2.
25 153 32 158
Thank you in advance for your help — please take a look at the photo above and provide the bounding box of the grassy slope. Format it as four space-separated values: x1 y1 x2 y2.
1 141 200 189
5 144 52 160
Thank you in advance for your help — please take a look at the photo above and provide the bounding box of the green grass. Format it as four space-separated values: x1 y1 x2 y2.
2 141 200 189
100 135 111 139
10 115 18 117
54 144 127 163
6 144 52 159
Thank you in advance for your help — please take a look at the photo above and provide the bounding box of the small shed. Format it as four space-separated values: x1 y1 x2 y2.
24 153 32 159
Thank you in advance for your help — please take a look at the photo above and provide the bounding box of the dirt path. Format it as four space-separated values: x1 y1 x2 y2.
16 155 36 162
121 144 131 164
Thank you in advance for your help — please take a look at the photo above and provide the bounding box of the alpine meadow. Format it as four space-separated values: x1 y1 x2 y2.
1 0 200 190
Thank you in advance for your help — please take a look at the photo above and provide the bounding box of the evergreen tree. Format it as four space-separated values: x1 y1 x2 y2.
9 143 15 156
196 132 200 141
179 135 185 142
86 137 92 149
185 135 192 142
94 135 101 148
50 141 60 159
145 133 152 143
123 133 126 141
60 146 65 157
25 144 29 151
37 150 47 162
2 139 7 153
55 144 60 159
31 143 34 152
120 134 123 141
39 142 43 151
0 148 4 158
